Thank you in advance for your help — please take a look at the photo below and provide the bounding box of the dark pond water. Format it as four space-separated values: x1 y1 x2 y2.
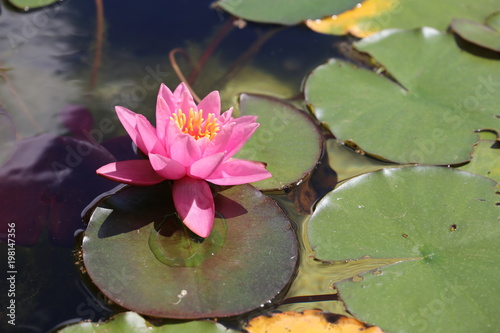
0 1 352 332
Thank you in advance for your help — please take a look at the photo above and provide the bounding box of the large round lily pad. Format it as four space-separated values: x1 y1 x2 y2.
305 28 500 165
83 182 298 319
216 0 359 25
234 94 322 191
308 166 500 332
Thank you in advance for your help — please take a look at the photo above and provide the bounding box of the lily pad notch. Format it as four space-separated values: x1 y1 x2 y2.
308 166 500 332
82 183 299 319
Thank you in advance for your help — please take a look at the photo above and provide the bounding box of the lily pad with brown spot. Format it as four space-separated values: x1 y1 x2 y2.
305 28 500 165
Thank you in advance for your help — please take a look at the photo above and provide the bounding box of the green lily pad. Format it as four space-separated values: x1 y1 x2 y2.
83 182 298 319
305 28 500 165
458 140 500 183
7 0 59 10
234 94 322 190
58 311 237 332
326 139 403 183
216 0 359 25
308 166 500 332
306 0 499 38
451 18 500 52
486 11 500 31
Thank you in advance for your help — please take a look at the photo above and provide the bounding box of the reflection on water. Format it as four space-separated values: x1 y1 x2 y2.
0 2 83 138
0 107 15 165
0 0 353 331
273 176 414 315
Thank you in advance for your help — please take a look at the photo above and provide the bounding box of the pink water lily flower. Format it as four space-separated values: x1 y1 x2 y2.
97 83 271 237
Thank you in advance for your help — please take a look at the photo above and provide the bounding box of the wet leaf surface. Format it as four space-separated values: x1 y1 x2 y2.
308 166 500 332
83 183 298 318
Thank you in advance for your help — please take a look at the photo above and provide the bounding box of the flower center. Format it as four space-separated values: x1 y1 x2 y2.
171 108 220 140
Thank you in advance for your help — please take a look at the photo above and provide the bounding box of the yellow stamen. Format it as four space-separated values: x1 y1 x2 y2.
171 108 220 140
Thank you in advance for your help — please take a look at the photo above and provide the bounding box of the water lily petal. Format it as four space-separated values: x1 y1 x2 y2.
116 106 141 144
203 121 236 157
173 82 189 99
163 120 182 156
149 153 186 180
206 159 271 185
188 151 226 179
224 121 260 160
232 114 258 125
197 91 221 117
170 134 202 167
135 114 166 155
96 160 165 185
173 177 215 238
156 96 171 142
179 88 198 115
158 83 176 112
218 107 234 125
196 136 211 155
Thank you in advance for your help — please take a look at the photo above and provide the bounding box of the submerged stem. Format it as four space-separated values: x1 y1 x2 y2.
0 68 42 133
216 27 285 88
169 48 201 103
187 18 235 85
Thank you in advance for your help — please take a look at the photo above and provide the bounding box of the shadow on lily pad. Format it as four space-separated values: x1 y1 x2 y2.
82 183 298 318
